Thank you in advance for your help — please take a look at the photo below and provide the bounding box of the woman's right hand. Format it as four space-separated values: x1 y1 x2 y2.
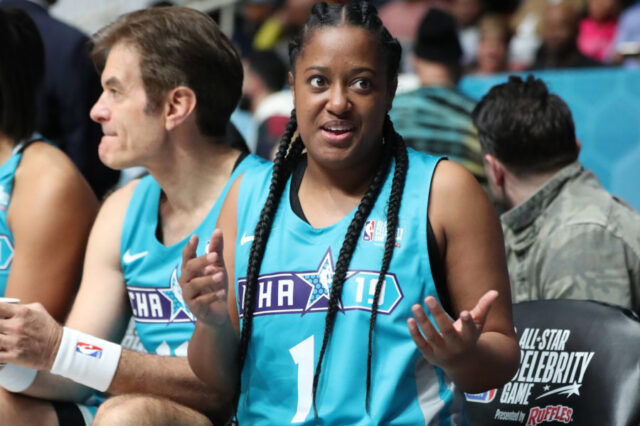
179 229 230 327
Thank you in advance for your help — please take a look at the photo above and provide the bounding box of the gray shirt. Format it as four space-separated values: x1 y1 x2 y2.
501 162 640 313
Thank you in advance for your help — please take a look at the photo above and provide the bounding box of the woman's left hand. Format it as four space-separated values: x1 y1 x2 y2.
407 290 498 369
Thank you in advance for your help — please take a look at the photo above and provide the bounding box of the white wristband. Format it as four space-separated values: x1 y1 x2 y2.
50 327 122 392
0 364 37 392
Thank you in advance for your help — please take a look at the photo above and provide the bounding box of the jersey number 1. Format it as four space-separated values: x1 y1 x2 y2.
289 335 314 423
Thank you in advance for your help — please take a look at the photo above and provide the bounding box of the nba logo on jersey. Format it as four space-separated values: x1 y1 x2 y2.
363 220 375 241
76 342 103 359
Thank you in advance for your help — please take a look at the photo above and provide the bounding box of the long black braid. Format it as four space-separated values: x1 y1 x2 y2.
312 126 393 418
238 108 302 370
365 115 408 410
236 0 407 419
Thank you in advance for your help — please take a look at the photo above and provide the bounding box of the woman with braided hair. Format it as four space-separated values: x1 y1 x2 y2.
180 1 519 423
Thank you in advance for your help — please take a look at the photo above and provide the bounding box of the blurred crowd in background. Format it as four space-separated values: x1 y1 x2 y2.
222 0 640 160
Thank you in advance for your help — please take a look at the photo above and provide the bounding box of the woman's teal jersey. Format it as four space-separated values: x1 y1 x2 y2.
0 144 24 296
234 149 467 425
121 154 267 356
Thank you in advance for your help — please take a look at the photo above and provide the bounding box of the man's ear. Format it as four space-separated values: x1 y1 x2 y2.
484 153 505 187
575 138 582 155
164 86 197 131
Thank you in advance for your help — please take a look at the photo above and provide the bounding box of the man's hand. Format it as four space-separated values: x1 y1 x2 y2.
179 229 230 327
0 302 63 370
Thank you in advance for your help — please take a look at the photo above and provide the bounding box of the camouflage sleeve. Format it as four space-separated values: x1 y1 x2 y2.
537 223 636 310
625 244 640 314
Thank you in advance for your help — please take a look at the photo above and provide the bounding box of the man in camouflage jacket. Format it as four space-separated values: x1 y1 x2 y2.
472 75 640 314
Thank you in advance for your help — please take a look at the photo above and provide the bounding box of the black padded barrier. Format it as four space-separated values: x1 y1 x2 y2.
464 300 640 426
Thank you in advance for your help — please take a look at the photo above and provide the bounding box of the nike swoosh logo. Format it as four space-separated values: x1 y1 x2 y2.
123 249 148 264
240 233 254 246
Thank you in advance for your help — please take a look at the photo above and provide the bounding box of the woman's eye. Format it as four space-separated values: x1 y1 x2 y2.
309 76 325 88
353 78 371 90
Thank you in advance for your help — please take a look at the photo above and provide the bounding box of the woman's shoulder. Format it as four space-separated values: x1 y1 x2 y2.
13 141 97 209
429 159 496 232
18 141 84 183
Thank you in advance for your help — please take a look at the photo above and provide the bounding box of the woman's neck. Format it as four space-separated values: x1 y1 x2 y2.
296 148 385 228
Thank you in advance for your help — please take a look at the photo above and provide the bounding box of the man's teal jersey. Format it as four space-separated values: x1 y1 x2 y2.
121 154 267 356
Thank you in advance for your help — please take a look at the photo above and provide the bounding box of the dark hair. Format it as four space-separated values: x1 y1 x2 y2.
289 1 402 82
414 8 462 65
246 50 287 93
472 75 579 174
413 8 463 82
91 7 242 137
0 8 44 142
237 0 407 417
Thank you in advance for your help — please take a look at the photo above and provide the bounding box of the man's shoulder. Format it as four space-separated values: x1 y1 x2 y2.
548 170 640 230
101 180 142 217
530 175 640 257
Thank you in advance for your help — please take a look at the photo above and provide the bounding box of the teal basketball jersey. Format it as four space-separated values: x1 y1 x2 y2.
121 154 267 356
234 149 467 425
0 143 26 296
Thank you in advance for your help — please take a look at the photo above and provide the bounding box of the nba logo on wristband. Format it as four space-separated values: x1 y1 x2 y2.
76 342 103 359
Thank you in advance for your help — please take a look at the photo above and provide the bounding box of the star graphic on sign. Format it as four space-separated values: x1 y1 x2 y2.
543 385 550 392
297 249 345 314
160 266 195 323
536 382 581 400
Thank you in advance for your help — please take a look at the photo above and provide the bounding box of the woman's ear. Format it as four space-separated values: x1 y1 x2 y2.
289 71 295 105
386 76 398 112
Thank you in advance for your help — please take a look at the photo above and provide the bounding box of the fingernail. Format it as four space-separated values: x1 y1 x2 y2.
215 289 226 298
425 297 437 309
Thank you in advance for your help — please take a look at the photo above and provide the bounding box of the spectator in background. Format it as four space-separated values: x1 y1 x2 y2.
240 50 290 158
378 0 431 44
233 0 283 56
469 13 512 74
531 3 602 69
612 1 640 68
451 0 486 67
577 0 622 62
391 8 487 185
0 0 119 199
252 0 319 54
473 75 640 313
509 0 586 69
